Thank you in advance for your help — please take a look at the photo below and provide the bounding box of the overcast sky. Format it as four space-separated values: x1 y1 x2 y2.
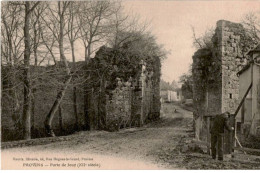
122 0 260 83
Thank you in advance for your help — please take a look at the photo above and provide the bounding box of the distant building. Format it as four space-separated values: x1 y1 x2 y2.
160 89 182 102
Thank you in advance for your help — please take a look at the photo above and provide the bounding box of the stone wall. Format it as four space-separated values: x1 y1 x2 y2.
216 20 244 113
192 20 252 141
104 65 161 131
86 47 161 131
1 47 161 141
106 83 133 131
1 66 86 142
193 20 250 116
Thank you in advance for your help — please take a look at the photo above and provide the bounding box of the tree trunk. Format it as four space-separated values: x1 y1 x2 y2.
22 2 32 140
83 44 90 130
31 20 38 137
44 2 71 137
84 43 92 130
73 86 79 130
58 104 63 132
98 78 106 129
84 88 90 130
44 75 71 136
71 41 79 130
31 89 35 131
85 46 89 63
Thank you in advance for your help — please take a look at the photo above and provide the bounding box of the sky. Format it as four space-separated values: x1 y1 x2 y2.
122 0 260 83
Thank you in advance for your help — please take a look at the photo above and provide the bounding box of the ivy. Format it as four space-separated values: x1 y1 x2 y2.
86 46 161 92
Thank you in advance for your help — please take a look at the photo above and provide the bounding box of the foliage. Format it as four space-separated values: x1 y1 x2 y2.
1 1 165 140
191 26 215 51
179 72 193 99
160 79 179 91
87 46 142 90
86 30 165 90
241 12 260 45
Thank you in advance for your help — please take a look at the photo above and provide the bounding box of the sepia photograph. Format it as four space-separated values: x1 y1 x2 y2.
1 0 260 170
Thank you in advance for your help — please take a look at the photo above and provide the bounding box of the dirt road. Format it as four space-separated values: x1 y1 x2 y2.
2 103 260 169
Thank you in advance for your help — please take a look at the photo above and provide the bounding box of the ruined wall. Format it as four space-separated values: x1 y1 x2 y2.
193 20 248 117
192 48 216 117
86 47 161 131
141 58 161 124
192 48 220 140
2 45 161 141
104 67 160 131
216 20 244 113
192 20 251 141
106 83 132 131
142 74 154 123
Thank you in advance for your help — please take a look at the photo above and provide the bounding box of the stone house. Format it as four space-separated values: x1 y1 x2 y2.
237 45 260 138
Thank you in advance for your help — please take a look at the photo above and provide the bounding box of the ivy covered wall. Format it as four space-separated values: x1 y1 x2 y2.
192 20 257 141
85 46 161 131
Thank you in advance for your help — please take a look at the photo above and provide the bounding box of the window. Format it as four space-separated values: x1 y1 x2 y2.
229 93 232 99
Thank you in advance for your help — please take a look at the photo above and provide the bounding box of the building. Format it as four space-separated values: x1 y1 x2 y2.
237 45 260 137
160 90 182 103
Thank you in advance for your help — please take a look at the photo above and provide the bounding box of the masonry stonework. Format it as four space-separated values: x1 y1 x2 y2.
86 47 161 131
217 20 244 114
192 20 250 141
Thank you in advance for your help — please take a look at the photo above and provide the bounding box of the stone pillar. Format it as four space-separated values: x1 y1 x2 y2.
216 20 244 114
216 20 246 154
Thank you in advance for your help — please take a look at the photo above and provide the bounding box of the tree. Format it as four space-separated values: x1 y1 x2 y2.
107 9 148 50
241 12 260 58
30 2 48 135
179 72 193 99
1 1 166 140
1 2 24 133
76 1 118 62
171 80 179 90
1 3 24 66
242 12 260 43
75 1 122 130
160 79 171 90
114 30 168 61
191 26 214 51
43 1 72 137
23 1 41 140
67 2 81 130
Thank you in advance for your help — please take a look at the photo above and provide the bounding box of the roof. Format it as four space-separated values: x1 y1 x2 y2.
247 44 260 55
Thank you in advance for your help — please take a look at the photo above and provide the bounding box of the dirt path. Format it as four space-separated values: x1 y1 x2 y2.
2 103 260 169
